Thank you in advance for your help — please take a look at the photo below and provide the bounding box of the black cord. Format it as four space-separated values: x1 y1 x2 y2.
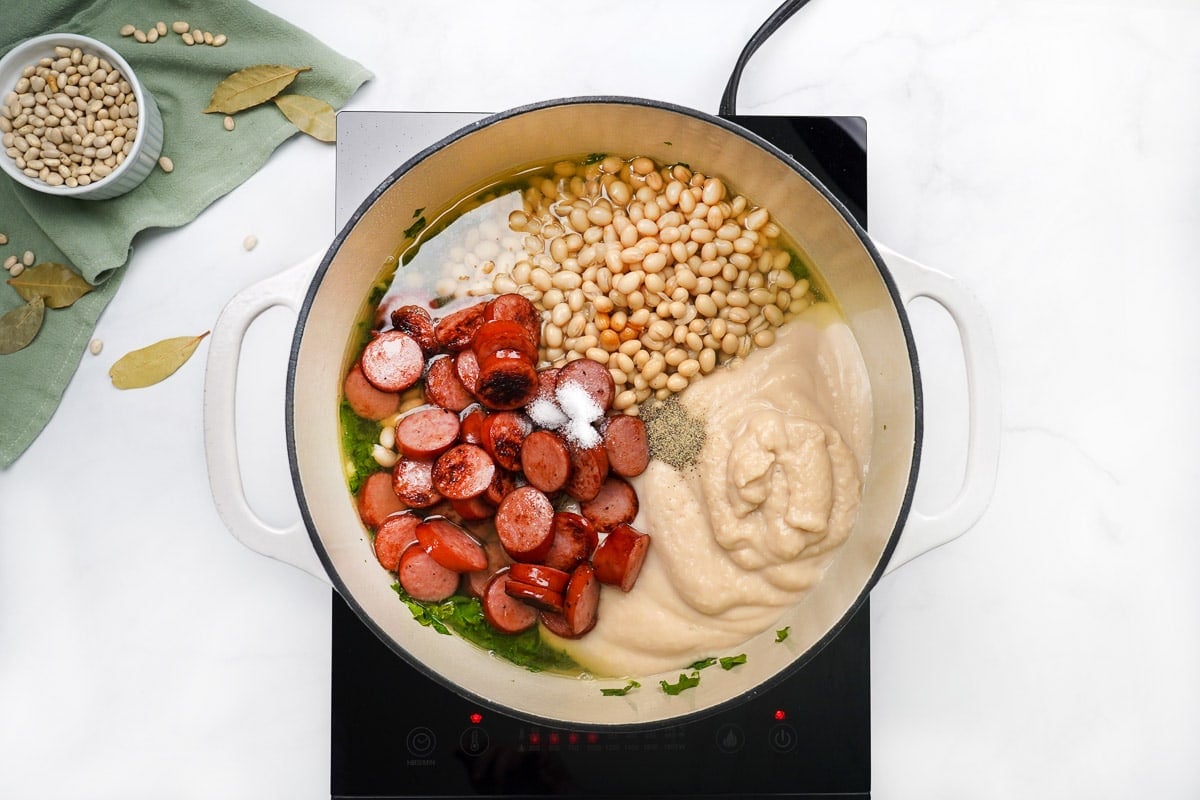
719 0 816 117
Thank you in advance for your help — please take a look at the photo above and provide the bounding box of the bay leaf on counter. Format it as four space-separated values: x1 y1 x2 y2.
0 296 45 355
204 65 311 114
273 94 336 142
8 262 94 309
109 331 210 389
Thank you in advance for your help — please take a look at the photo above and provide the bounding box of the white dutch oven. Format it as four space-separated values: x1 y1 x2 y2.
204 98 1000 729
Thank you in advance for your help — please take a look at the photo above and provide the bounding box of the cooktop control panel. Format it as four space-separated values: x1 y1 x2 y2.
331 591 870 799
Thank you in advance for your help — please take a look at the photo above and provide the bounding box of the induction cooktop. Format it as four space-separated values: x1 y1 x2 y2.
330 109 870 799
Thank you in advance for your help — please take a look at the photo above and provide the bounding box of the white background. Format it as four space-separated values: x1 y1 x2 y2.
2 1 1198 797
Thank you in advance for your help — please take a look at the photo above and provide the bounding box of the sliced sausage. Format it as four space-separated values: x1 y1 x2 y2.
520 430 572 493
465 538 514 598
357 470 408 529
424 354 475 412
556 357 615 413
373 511 421 572
507 563 570 594
562 444 609 502
344 362 401 421
602 414 650 477
458 404 487 445
580 475 639 531
394 406 461 459
390 304 439 357
360 331 425 393
472 318 539 365
538 610 575 639
481 568 538 634
391 457 443 509
481 411 531 472
484 467 519 507
592 523 650 592
504 580 564 614
531 367 560 406
494 485 555 562
542 511 599 572
474 352 540 410
450 493 494 522
416 516 489 572
484 293 542 348
454 349 481 396
434 301 488 352
431 443 495 500
562 563 601 636
398 543 461 602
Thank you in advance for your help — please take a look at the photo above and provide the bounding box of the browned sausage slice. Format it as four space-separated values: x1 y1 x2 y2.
542 511 599 571
373 511 421 572
424 354 475 412
391 457 443 509
390 304 439 357
484 467 519 507
556 357 615 413
562 444 609 502
450 494 494 521
474 353 540 410
494 485 555 562
357 470 408 529
538 609 575 639
531 367 560 406
580 475 639 532
481 569 538 634
602 414 650 477
484 293 542 348
459 404 487 445
344 362 401 421
504 580 564 614
455 349 481 396
434 301 488 352
416 516 489 572
431 443 496 500
507 563 570 594
562 563 601 636
360 331 425 393
472 318 539 365
592 523 650 592
481 411 531 472
520 429 572 493
394 406 461 459
398 543 461 602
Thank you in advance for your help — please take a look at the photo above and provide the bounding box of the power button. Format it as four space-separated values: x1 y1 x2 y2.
768 722 798 753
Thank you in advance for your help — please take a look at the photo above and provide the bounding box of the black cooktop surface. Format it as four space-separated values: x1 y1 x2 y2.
331 113 870 800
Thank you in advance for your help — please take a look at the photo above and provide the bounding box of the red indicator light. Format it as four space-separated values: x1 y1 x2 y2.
586 732 600 745
529 732 541 745
568 732 579 745
469 713 483 724
774 709 787 721
549 732 561 745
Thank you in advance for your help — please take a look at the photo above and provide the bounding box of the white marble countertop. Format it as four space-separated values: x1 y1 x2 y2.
2 1 1198 797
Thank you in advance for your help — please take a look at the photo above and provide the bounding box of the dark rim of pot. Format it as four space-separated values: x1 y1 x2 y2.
285 96 924 730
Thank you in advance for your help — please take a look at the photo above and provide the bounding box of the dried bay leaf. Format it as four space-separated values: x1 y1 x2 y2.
0 296 45 355
204 65 311 114
273 94 336 142
8 262 94 309
109 331 210 389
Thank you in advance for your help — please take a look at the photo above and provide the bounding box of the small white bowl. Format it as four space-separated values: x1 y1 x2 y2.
0 33 163 201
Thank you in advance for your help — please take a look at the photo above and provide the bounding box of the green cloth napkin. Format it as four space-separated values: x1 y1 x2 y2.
0 0 371 467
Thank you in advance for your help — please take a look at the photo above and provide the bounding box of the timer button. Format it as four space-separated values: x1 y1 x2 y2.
768 722 798 753
406 726 437 757
715 723 745 754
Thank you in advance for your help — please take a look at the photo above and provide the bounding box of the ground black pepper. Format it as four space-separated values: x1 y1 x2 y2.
641 397 706 470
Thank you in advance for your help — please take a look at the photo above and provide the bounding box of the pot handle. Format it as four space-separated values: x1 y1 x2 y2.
203 251 330 584
874 244 1001 575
